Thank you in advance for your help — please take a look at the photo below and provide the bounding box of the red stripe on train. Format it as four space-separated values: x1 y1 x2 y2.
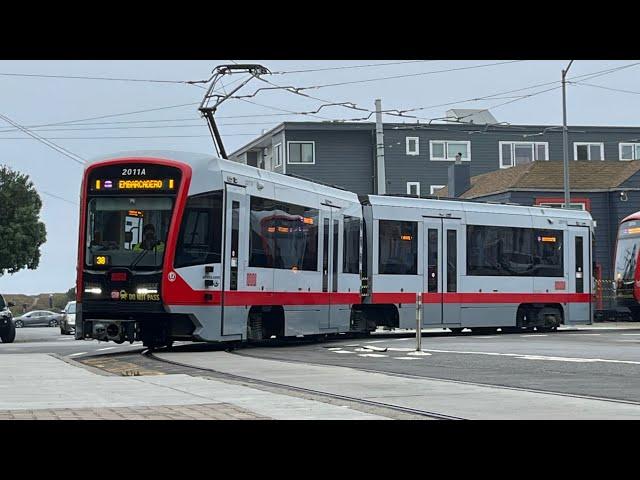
166 290 361 306
371 292 592 304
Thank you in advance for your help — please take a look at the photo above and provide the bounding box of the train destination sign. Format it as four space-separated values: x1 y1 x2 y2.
91 178 176 192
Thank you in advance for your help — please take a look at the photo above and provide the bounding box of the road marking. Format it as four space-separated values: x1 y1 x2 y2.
365 340 389 344
68 352 88 357
329 350 355 354
621 334 640 336
520 334 548 337
393 357 420 360
357 353 387 358
420 347 640 365
97 347 117 351
386 347 415 352
571 334 601 336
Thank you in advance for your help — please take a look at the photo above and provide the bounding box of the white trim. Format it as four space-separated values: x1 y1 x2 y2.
499 141 549 169
573 142 604 161
406 182 420 196
429 140 471 162
287 141 315 165
430 185 446 195
406 137 419 156
273 142 282 168
619 142 640 161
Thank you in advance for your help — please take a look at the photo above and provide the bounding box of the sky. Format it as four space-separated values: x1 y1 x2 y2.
0 59 639 294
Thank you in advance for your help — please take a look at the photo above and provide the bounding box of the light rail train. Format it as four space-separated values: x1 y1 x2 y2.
76 151 594 348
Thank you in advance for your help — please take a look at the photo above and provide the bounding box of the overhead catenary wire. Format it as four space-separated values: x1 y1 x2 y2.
0 112 86 165
41 191 78 206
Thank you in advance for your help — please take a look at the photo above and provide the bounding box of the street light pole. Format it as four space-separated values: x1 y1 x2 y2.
562 60 574 209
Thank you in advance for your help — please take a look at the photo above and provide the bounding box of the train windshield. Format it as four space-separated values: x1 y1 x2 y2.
85 196 173 269
615 222 640 284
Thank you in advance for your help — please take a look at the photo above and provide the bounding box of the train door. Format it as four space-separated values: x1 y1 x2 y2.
422 218 443 325
320 206 340 330
222 184 247 336
567 225 592 324
442 218 462 325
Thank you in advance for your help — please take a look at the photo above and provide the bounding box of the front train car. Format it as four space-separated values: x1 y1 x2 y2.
76 152 198 348
614 212 640 320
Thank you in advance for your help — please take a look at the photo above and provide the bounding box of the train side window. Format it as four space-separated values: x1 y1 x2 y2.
249 196 319 271
447 229 457 292
174 192 222 268
378 220 418 275
343 216 360 274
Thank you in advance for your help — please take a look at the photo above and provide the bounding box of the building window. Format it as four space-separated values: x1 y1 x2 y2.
378 220 418 275
430 185 446 195
430 140 470 161
574 142 604 161
406 182 420 196
620 143 640 161
287 141 315 164
273 143 282 168
500 142 548 169
406 137 419 156
534 197 590 211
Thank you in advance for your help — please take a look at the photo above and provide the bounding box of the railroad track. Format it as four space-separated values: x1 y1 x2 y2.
142 349 465 420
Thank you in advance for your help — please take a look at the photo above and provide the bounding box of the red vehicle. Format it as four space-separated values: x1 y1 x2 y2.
614 212 640 320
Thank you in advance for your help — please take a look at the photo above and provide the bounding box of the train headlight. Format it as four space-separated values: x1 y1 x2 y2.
84 285 102 295
136 284 158 295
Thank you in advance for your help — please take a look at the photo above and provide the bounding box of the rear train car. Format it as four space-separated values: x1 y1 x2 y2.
354 195 594 333
614 212 640 320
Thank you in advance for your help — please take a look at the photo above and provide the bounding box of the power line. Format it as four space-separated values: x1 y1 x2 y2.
270 60 434 74
569 81 640 96
0 133 260 140
41 191 78 206
0 72 199 84
0 112 86 165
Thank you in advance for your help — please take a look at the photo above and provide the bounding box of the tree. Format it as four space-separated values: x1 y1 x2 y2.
65 286 76 301
0 166 47 276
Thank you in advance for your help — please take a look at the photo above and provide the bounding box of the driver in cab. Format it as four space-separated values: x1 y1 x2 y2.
134 224 165 252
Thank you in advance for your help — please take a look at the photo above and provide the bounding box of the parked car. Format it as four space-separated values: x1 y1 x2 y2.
60 301 76 335
13 310 60 328
0 294 16 343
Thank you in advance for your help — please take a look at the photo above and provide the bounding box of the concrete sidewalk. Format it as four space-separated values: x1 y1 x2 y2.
0 354 386 420
156 350 640 420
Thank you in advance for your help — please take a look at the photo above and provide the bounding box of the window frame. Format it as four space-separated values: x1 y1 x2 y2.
573 142 604 161
406 137 420 156
287 141 315 165
406 182 420 196
429 140 471 162
430 185 446 195
499 141 549 169
273 143 282 168
619 142 640 161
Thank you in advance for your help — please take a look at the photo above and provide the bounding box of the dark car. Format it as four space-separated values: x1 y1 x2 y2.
0 294 16 343
13 310 60 328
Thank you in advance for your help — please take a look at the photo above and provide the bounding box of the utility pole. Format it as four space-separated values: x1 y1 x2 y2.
375 99 386 195
562 60 574 209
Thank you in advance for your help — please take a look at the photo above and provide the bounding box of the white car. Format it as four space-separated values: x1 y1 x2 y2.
60 301 76 335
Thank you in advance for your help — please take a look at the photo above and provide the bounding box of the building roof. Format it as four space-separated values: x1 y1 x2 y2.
436 160 640 198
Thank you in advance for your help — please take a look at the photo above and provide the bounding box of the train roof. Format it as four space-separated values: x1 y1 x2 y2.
87 150 361 205
366 194 594 221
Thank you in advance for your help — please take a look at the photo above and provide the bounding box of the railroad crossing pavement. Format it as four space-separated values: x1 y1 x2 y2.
154 341 640 420
0 354 387 420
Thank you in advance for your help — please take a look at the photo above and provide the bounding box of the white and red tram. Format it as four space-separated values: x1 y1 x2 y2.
76 151 594 347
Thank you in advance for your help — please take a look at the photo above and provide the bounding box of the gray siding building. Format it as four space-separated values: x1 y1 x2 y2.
230 117 640 198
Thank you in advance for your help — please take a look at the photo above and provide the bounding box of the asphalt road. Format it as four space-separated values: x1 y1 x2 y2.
233 328 640 403
0 326 144 357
